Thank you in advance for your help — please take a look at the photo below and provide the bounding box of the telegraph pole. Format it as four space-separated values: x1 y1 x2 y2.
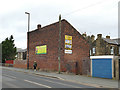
58 14 61 74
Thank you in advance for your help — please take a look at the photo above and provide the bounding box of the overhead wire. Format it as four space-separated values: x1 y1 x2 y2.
62 0 109 17
61 0 118 37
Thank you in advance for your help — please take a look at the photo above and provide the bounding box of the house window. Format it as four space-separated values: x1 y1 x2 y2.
119 47 120 54
18 53 20 59
15 54 18 58
90 50 91 55
21 52 23 59
23 52 27 60
111 46 114 54
93 48 95 54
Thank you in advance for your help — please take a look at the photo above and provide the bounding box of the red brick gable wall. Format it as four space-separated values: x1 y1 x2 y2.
29 21 59 71
28 19 90 75
61 20 90 74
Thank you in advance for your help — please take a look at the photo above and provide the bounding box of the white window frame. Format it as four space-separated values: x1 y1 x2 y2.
93 47 95 54
119 46 120 54
90 50 91 55
111 46 114 54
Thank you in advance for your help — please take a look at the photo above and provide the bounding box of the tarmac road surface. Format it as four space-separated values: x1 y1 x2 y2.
2 68 96 88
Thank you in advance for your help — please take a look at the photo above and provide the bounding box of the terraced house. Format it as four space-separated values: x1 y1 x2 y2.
83 34 120 56
83 34 120 79
92 34 120 56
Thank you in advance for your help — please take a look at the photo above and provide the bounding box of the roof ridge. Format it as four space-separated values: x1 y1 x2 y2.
29 19 67 33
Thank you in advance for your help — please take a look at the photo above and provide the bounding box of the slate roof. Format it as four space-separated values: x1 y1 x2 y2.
17 48 22 52
17 48 27 52
103 38 118 45
112 38 120 45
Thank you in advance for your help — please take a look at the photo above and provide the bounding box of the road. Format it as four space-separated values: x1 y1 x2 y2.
2 68 96 88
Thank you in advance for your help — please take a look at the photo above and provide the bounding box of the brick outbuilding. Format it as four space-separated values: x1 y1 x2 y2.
28 19 90 75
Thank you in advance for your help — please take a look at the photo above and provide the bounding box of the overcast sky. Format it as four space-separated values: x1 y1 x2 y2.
0 0 119 49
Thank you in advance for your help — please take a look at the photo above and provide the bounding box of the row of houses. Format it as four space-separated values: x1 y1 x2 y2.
82 33 120 56
82 34 120 79
14 19 120 80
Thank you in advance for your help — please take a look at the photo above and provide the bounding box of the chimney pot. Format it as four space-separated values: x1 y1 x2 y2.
91 35 95 42
106 36 110 39
97 34 102 38
37 24 41 30
82 32 86 37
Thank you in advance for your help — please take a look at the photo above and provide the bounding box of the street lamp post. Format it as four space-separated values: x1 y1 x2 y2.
25 12 30 69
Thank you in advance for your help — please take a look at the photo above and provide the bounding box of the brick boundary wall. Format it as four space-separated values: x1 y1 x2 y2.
29 60 77 74
13 60 27 69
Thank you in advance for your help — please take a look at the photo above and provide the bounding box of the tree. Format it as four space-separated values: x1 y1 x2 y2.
2 35 17 63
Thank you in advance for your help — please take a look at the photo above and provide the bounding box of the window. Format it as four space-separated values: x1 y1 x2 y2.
111 46 114 54
23 52 27 60
15 54 18 58
93 48 95 54
119 46 120 54
90 50 91 55
21 52 23 59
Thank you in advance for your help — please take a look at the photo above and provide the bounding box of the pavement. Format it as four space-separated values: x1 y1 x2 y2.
2 66 119 88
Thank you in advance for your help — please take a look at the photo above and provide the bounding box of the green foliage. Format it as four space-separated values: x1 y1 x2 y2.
2 35 16 63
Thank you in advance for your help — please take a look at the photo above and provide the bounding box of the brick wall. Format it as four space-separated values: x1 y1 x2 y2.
13 60 27 69
28 19 90 75
61 20 90 74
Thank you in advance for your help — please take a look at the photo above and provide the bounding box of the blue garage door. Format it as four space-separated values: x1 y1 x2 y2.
92 58 112 79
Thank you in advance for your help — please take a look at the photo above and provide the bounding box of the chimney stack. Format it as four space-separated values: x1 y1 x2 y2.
37 24 41 30
82 32 87 37
97 34 102 38
91 35 95 42
106 35 110 39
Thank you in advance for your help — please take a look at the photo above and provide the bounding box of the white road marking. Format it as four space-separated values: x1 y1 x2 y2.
31 73 65 81
38 78 82 88
29 75 82 88
28 73 82 88
3 74 16 79
2 68 101 88
24 79 52 88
